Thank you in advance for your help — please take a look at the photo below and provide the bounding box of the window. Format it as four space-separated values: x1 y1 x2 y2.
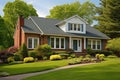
97 40 101 49
50 38 54 48
88 40 91 48
27 37 39 49
50 37 65 49
93 40 96 49
61 38 64 48
68 23 84 32
56 38 59 48
88 39 101 50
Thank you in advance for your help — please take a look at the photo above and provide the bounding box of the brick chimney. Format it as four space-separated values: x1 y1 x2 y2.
18 15 24 27
14 15 24 49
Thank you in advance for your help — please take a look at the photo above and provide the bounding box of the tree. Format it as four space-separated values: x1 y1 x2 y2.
19 43 28 58
47 1 96 24
3 0 38 47
0 16 8 47
106 38 120 57
95 0 120 38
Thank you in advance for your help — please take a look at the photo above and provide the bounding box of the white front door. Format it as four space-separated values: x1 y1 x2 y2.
72 39 82 52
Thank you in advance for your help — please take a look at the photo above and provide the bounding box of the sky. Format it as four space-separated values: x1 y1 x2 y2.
0 0 100 17
0 0 100 25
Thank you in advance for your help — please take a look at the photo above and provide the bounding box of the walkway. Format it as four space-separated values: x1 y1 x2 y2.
0 63 94 80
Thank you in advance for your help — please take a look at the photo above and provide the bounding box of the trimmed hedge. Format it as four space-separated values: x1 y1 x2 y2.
86 49 113 56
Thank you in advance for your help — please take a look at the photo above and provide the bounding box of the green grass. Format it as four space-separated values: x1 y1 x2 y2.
0 60 69 75
24 58 120 80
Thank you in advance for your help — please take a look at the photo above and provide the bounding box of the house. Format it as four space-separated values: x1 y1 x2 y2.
14 15 110 55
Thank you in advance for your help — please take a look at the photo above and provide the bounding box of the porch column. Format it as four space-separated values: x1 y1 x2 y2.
84 37 86 49
69 37 72 49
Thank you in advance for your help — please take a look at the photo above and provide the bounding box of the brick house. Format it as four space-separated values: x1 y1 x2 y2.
14 15 110 55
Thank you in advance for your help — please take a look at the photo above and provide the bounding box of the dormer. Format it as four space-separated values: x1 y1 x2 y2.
56 15 88 34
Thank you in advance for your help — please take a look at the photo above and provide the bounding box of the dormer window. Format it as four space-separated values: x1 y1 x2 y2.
68 23 84 33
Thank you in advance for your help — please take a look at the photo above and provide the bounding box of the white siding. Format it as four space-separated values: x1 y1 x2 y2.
59 24 67 32
58 16 86 34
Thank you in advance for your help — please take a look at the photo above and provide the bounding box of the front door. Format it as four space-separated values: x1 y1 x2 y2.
72 39 81 52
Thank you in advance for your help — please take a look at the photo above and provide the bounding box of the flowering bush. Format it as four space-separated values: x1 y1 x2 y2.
23 57 34 63
50 55 62 60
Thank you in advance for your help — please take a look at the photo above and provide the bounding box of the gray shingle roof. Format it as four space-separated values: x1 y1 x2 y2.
22 16 110 39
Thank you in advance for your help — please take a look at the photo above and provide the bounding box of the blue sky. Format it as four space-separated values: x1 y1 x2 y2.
0 0 100 17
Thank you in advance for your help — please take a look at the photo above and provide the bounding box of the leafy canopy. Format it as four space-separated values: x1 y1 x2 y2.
47 1 96 24
95 0 120 38
2 0 38 47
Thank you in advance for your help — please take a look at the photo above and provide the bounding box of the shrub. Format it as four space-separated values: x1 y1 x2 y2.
99 54 105 60
70 54 76 58
7 57 14 63
68 57 72 59
43 56 47 60
95 54 105 61
107 55 118 58
106 38 120 57
19 43 28 58
85 54 91 58
28 51 36 58
34 44 52 57
14 54 21 61
86 48 113 56
50 55 62 60
59 54 69 59
0 45 4 51
23 57 34 63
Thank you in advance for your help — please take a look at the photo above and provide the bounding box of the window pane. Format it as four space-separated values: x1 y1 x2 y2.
78 24 80 31
61 38 64 48
74 24 77 30
68 23 72 31
93 40 96 49
28 38 32 48
34 38 38 48
81 24 83 32
51 38 54 48
97 40 101 49
88 40 91 48
56 38 59 48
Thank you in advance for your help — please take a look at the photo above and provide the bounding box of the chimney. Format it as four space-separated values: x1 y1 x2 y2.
18 15 24 27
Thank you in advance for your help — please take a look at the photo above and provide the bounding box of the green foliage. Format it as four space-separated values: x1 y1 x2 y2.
14 54 21 61
28 51 37 58
107 55 118 58
106 38 120 57
106 38 120 51
50 55 62 60
70 54 76 58
19 43 28 58
95 0 120 38
47 1 96 24
2 0 38 47
86 48 113 56
23 57 34 63
0 45 4 51
34 44 52 57
43 56 47 60
7 57 14 63
0 16 8 47
95 54 105 61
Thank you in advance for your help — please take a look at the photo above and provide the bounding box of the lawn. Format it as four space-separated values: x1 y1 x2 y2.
23 58 120 80
0 60 70 75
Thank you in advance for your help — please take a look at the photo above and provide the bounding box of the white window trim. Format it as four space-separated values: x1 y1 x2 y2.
50 37 65 49
67 23 86 34
27 37 39 49
88 39 101 50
